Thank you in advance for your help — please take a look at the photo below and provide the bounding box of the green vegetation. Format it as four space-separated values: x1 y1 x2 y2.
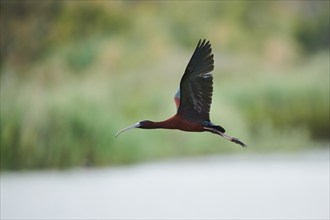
1 1 329 170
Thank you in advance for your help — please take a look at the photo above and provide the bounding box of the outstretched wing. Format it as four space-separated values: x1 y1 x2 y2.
175 39 214 121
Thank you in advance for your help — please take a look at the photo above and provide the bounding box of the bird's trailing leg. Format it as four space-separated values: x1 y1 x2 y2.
218 132 247 147
203 126 247 147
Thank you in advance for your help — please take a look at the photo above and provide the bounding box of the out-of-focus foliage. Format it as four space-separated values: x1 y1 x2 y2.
1 1 131 70
1 1 329 170
2 1 329 70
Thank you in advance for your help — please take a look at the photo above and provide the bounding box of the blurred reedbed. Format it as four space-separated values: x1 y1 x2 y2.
0 1 329 170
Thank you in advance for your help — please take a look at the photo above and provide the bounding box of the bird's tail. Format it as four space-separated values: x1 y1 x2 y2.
203 122 247 147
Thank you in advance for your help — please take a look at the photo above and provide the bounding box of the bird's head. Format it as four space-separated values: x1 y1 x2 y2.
115 120 153 137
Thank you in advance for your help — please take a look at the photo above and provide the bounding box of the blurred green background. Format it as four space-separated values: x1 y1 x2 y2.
1 1 329 170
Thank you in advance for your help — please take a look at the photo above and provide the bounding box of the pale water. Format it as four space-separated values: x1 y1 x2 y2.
1 150 329 219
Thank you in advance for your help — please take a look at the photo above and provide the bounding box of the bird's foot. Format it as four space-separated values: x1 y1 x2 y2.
231 137 247 148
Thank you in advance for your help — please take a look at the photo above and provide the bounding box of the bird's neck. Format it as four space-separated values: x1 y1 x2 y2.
141 117 177 129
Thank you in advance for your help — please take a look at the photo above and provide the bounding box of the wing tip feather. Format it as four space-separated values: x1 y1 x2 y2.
198 39 210 47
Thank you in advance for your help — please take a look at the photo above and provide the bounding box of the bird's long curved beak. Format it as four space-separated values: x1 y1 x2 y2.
115 122 140 137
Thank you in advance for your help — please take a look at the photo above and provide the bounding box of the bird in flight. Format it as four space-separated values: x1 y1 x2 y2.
115 39 246 147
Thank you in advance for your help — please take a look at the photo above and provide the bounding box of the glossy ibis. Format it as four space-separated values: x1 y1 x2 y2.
115 39 246 147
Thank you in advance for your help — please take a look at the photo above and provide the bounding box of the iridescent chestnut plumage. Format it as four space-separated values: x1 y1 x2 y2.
115 39 246 147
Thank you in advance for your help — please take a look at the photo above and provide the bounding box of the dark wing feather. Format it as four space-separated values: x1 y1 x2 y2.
176 39 214 121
